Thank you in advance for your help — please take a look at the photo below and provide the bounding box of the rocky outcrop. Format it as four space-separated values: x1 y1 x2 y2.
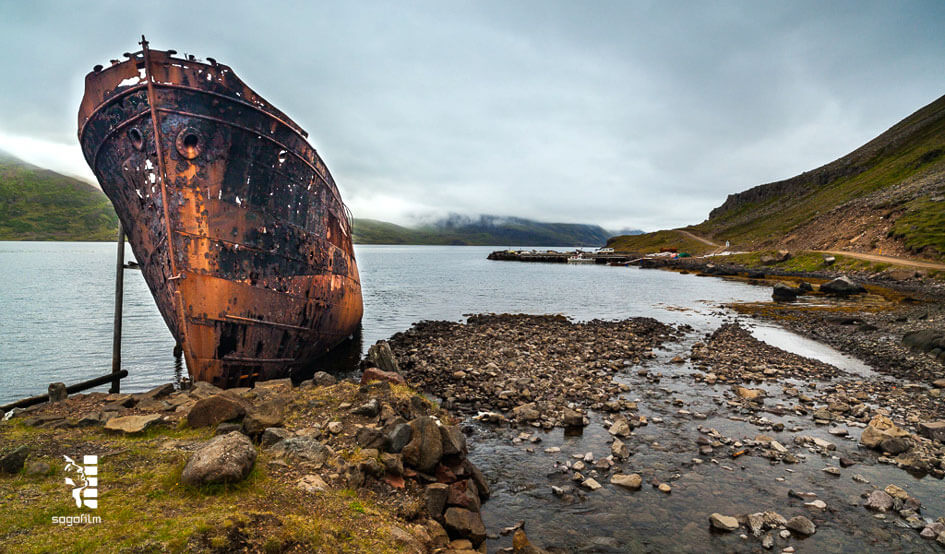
819 276 867 296
180 431 257 486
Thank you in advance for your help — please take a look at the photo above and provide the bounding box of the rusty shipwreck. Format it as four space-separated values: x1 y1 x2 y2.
78 37 363 387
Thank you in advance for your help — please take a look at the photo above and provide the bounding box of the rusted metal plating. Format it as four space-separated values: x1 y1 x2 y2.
78 37 363 387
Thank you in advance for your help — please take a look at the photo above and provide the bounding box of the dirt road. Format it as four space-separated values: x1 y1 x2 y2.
816 250 945 271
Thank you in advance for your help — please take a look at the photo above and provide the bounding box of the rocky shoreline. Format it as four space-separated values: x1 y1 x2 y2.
3 269 945 552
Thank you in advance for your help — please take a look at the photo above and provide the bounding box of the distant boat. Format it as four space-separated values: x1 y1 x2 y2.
77 37 363 387
567 255 595 264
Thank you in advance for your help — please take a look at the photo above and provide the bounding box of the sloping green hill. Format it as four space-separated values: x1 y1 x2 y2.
609 93 945 261
0 151 118 241
354 215 611 246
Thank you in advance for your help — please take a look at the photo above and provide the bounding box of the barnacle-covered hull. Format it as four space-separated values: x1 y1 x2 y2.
78 38 363 388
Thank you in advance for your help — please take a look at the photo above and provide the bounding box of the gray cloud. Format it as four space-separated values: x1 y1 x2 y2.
0 0 942 230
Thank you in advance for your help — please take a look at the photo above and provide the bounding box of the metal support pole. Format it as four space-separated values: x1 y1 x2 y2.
111 226 125 394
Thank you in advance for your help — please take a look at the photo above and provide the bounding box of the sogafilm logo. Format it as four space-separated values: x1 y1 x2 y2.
63 455 98 509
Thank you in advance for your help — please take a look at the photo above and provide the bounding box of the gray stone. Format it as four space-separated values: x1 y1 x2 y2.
312 371 337 387
443 507 486 545
356 426 390 450
0 446 29 474
215 422 243 436
709 513 739 532
47 382 67 403
242 399 285 435
387 423 413 454
786 515 816 536
425 483 450 517
180 432 256 486
186 395 246 428
819 276 866 296
260 427 290 448
402 416 442 473
138 383 175 401
351 398 380 418
440 425 467 457
104 414 162 434
367 341 401 374
270 436 331 466
879 436 912 455
772 283 798 302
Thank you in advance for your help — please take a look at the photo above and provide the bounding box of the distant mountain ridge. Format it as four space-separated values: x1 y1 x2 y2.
609 93 945 261
0 153 621 246
0 151 118 241
354 214 618 246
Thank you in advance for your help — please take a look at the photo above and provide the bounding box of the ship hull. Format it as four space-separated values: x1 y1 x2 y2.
78 42 363 387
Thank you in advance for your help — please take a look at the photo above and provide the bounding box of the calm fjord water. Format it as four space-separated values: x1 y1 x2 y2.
1 242 847 403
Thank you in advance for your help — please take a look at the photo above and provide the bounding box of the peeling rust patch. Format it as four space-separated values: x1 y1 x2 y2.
78 37 363 387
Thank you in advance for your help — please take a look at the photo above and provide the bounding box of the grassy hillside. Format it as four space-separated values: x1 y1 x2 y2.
609 93 945 261
353 215 611 246
0 152 118 241
606 230 715 255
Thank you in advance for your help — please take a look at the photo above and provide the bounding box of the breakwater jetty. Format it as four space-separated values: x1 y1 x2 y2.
487 249 635 264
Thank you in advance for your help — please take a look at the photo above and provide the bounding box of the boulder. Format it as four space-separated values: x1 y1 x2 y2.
611 473 642 491
402 416 443 473
608 417 631 437
142 383 176 400
819 276 866 296
356 427 390 451
104 414 162 434
772 283 799 302
312 371 337 387
860 415 910 449
0 446 29 474
387 423 413 454
443 507 487 545
260 427 290 448
562 408 586 427
180 432 257 486
447 479 481 512
367 341 401 374
47 382 67 403
440 425 467 457
865 490 894 512
425 483 450 517
297 474 329 493
879 436 912 455
786 515 816 536
186 395 246 428
188 381 225 399
734 386 765 401
709 513 739 531
242 399 285 435
360 367 405 385
611 438 630 459
269 436 331 466
918 421 945 443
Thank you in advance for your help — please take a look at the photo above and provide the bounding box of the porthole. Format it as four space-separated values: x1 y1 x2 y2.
128 127 144 151
175 127 202 159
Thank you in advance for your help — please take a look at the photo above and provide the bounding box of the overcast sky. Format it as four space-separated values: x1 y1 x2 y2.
0 1 943 230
